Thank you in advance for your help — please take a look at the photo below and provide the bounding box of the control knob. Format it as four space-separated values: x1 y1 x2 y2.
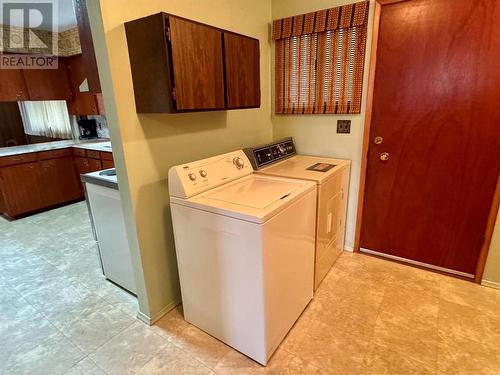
233 157 245 169
188 173 197 181
199 170 207 178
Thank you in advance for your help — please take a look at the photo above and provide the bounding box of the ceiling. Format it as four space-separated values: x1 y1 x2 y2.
1 0 77 32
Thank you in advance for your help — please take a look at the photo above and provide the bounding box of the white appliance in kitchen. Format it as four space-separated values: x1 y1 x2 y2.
244 138 351 290
168 150 316 365
82 169 137 295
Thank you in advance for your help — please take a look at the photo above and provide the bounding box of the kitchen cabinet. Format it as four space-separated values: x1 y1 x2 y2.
125 13 260 113
66 55 103 115
223 33 260 109
0 69 29 101
23 59 72 100
39 156 82 207
100 151 114 169
0 161 44 217
74 0 101 93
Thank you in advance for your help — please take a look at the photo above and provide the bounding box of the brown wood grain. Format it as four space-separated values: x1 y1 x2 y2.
74 0 101 93
0 162 44 216
360 0 500 275
0 69 28 101
23 58 72 100
66 55 99 115
224 33 260 108
169 16 225 110
39 156 82 207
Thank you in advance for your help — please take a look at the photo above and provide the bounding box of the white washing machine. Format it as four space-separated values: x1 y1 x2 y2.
244 138 351 290
168 150 316 365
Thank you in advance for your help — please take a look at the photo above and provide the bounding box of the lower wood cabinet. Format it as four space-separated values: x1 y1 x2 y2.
39 157 82 207
0 162 44 217
0 147 114 218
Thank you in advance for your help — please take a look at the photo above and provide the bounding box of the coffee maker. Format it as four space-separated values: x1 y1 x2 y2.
78 119 98 139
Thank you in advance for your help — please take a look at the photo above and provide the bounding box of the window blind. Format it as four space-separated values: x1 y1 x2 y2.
273 1 369 114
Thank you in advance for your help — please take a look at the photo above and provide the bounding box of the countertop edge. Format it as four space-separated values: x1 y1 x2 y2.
81 174 119 190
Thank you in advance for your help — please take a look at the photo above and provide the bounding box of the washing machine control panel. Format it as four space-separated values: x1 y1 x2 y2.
168 150 252 198
243 137 296 170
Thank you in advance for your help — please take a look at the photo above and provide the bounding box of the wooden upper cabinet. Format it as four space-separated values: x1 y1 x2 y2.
223 33 260 109
66 55 99 115
23 59 72 100
125 12 260 113
74 0 101 93
0 69 29 101
169 16 225 111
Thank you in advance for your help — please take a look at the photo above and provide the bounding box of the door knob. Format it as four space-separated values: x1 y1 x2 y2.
380 152 390 161
374 136 383 145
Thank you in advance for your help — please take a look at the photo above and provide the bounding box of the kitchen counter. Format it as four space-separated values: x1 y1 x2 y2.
0 139 112 157
81 169 118 190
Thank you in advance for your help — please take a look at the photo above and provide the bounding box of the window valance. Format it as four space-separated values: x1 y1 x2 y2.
272 1 369 41
273 1 369 115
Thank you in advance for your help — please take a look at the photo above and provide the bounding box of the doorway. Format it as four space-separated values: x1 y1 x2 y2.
357 0 500 278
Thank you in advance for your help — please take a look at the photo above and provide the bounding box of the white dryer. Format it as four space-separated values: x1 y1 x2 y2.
168 150 316 365
244 138 351 290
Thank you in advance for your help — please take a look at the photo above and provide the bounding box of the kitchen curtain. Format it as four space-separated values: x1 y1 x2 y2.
273 1 369 114
18 100 73 139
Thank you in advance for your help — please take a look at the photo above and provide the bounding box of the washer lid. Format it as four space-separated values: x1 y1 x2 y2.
203 177 301 209
170 175 316 224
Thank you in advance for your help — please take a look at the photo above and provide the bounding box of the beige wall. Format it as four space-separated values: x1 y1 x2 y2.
483 211 500 287
271 0 375 250
89 0 272 322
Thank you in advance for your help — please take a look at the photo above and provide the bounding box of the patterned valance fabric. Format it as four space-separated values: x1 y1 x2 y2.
273 1 369 115
272 1 369 41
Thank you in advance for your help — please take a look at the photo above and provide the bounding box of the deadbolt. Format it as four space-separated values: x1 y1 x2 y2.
380 152 390 161
374 136 383 145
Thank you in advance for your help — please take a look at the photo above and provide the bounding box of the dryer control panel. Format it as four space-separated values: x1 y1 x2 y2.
244 137 296 170
168 150 253 198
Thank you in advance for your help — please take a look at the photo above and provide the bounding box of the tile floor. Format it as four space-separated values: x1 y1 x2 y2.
2 203 500 374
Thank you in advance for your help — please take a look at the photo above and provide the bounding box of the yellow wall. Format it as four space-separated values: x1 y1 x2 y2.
483 211 500 287
89 0 272 321
271 0 376 250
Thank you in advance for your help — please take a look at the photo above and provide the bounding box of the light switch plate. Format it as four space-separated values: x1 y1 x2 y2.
337 120 351 134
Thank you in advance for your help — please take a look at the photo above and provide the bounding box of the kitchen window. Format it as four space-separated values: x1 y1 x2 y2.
273 1 369 114
18 100 73 139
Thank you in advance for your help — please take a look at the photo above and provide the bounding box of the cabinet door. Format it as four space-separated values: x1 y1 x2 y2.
0 162 44 217
74 0 101 93
66 55 98 115
169 16 225 110
101 160 114 169
75 156 91 175
223 33 260 108
39 157 82 207
0 69 29 101
88 158 102 172
23 59 72 100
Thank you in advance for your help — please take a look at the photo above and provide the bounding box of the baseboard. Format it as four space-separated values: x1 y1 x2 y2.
481 279 500 290
136 299 181 326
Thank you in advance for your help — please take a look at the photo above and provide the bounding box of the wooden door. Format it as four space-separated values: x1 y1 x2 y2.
360 0 500 276
39 157 82 207
0 162 43 216
23 59 72 100
224 33 260 109
0 69 29 101
169 16 225 110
